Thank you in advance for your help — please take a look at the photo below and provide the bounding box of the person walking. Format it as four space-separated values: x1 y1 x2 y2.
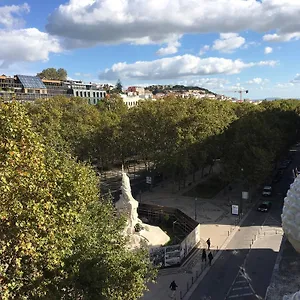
206 238 211 250
169 280 178 299
202 249 207 262
208 251 213 266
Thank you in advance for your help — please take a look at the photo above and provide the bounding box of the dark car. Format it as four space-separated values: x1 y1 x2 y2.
257 201 272 212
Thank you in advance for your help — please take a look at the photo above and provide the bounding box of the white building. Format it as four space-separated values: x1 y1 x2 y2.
121 94 155 108
72 89 106 105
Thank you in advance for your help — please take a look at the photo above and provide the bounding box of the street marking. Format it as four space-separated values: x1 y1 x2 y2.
236 280 247 283
228 292 254 298
232 287 251 291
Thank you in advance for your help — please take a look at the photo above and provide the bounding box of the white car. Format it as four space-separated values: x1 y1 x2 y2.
262 186 272 196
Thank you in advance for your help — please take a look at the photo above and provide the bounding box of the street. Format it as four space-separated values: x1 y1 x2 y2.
189 148 298 300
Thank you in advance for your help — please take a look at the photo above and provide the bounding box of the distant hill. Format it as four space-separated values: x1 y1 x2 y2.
146 84 215 95
253 97 300 101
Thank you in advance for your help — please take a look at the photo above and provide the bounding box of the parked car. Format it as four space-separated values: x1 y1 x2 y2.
257 201 272 212
262 185 272 196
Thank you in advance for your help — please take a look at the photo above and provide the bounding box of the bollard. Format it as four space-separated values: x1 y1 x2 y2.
217 246 219 250
276 230 278 234
250 244 252 249
180 291 183 299
228 231 230 236
252 239 253 244
264 232 266 236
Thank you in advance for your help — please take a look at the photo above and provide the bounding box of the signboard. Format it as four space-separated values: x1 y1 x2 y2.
232 204 239 215
146 176 152 184
180 224 201 259
242 191 249 200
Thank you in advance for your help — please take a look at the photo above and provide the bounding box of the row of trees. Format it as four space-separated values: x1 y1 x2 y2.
2 95 300 299
27 95 300 187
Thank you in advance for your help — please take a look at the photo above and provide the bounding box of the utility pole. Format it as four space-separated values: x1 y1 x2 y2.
194 197 197 221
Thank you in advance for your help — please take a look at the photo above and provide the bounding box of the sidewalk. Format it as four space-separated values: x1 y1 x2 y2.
140 167 257 300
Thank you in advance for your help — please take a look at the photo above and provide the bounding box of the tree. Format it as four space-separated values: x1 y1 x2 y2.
37 68 68 80
115 79 123 93
0 102 156 299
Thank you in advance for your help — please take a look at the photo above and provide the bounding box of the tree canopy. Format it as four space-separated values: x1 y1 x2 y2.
115 79 123 93
0 101 155 299
37 68 68 81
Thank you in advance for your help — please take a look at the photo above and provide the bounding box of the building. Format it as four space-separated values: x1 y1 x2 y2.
120 94 155 108
69 81 106 105
15 75 48 101
42 79 70 97
0 74 107 105
126 86 145 96
72 88 106 105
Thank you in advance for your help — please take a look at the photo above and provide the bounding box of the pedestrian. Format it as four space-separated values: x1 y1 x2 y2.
202 249 207 262
206 238 211 250
169 280 178 299
208 251 213 266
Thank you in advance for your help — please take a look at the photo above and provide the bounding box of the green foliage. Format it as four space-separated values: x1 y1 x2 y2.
37 68 67 81
115 79 123 93
26 96 102 160
0 102 155 299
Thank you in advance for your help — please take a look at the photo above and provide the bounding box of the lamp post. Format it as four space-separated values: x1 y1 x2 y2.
194 197 197 221
240 168 244 214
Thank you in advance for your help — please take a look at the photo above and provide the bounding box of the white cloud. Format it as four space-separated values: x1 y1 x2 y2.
212 33 245 53
291 74 300 83
46 0 300 48
247 77 269 85
263 32 300 42
156 38 181 56
264 46 273 54
0 3 30 28
74 72 91 77
276 82 294 88
0 28 62 67
199 45 210 56
99 54 277 80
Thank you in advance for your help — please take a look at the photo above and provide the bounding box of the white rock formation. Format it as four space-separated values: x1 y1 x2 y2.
115 170 170 249
281 175 300 300
282 177 300 252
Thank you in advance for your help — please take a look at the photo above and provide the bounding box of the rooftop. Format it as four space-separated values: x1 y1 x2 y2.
17 75 46 89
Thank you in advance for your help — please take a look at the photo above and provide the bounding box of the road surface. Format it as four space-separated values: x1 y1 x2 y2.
189 149 298 300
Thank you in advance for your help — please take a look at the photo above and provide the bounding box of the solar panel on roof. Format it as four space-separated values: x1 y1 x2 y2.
17 75 46 89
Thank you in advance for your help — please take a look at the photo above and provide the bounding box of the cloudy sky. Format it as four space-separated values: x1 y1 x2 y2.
1 0 300 99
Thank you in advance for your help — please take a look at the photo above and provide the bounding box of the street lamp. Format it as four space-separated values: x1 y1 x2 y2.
194 197 197 221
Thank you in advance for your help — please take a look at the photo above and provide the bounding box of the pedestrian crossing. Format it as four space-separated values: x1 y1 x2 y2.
225 268 259 299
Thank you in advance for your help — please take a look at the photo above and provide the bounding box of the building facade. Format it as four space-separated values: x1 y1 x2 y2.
0 74 107 104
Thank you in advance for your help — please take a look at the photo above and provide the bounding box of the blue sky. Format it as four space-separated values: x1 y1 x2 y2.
1 0 300 99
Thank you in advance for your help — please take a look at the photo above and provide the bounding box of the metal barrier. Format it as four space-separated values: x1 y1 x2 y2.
178 249 218 299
